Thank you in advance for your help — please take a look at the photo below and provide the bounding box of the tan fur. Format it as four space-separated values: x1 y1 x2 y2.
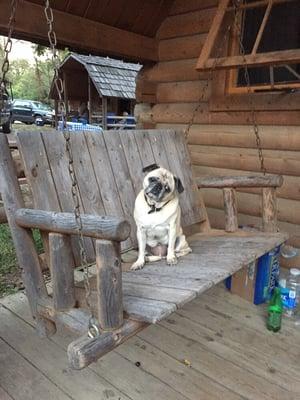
131 167 191 270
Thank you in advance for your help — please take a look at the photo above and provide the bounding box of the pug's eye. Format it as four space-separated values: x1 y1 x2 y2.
164 185 170 192
149 177 157 183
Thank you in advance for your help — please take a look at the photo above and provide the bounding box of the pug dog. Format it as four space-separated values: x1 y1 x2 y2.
131 164 192 270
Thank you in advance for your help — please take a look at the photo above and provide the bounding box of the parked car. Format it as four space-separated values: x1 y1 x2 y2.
0 91 12 133
11 99 54 126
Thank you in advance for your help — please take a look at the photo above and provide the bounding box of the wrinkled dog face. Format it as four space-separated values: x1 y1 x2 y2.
142 164 184 203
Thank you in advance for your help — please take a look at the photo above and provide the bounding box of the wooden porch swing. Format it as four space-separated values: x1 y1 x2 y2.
0 1 288 370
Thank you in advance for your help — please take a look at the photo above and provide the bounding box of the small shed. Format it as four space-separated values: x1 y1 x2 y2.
49 53 142 128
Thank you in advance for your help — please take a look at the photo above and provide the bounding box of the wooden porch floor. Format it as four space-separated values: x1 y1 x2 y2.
1 285 300 400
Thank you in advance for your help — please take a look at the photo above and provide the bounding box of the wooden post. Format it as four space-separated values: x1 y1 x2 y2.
54 99 58 128
49 233 75 311
88 75 92 124
95 239 123 330
0 134 55 335
262 187 277 232
63 71 69 117
223 188 238 232
102 96 107 129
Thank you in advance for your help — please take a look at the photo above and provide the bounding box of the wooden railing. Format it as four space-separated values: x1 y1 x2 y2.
197 175 283 233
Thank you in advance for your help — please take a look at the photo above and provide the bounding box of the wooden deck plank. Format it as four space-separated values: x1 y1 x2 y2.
139 324 293 400
0 337 72 400
0 303 130 400
0 387 15 400
2 285 300 400
116 336 244 400
1 295 188 400
175 295 300 379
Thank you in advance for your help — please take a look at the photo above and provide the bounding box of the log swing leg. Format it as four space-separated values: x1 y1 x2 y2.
68 239 146 369
0 134 56 336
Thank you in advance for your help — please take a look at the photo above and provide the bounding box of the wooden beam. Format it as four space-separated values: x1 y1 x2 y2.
196 175 283 188
251 0 273 55
15 208 131 242
49 233 75 311
0 134 48 319
199 49 300 70
0 0 158 62
95 240 123 331
227 0 294 11
262 187 278 232
102 97 107 130
223 188 238 233
196 0 231 70
68 319 148 369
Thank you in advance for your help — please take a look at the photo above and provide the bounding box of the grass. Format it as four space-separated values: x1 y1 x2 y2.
0 223 44 297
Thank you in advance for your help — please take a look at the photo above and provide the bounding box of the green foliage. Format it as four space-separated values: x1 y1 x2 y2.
0 223 44 297
0 39 69 103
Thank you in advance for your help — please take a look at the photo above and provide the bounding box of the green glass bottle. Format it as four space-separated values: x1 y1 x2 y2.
267 287 283 332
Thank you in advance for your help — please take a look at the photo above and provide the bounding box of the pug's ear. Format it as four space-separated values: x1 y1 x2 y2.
174 176 184 193
142 163 160 173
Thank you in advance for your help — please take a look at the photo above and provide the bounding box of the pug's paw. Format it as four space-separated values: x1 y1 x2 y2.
131 259 145 270
167 255 178 265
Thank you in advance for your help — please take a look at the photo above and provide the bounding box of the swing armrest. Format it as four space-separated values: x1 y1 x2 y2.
196 174 283 189
14 208 131 242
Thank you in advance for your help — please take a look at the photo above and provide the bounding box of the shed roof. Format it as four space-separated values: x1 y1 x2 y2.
64 53 142 99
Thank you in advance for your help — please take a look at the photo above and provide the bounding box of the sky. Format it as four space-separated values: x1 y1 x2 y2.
1 36 35 63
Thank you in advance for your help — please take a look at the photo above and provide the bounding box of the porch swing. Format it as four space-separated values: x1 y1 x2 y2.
0 0 288 370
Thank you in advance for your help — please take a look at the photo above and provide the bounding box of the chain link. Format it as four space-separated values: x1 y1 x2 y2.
185 21 232 141
44 0 98 336
0 0 18 110
232 0 266 175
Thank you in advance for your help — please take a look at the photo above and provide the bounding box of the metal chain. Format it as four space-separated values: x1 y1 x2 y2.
232 0 266 175
44 0 99 338
185 21 232 140
0 0 18 109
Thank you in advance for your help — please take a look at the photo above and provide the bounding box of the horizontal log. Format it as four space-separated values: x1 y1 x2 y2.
143 58 209 82
157 81 211 103
154 105 300 125
196 175 283 188
192 165 300 202
201 189 300 226
157 123 300 150
212 93 300 112
68 319 147 369
189 144 300 161
157 7 214 39
191 151 300 177
201 49 300 70
15 209 131 242
0 0 158 62
170 0 218 15
159 34 206 61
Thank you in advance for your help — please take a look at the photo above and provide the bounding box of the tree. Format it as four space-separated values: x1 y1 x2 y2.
0 38 69 103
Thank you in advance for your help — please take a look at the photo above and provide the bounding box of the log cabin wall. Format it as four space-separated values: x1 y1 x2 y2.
136 0 300 259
